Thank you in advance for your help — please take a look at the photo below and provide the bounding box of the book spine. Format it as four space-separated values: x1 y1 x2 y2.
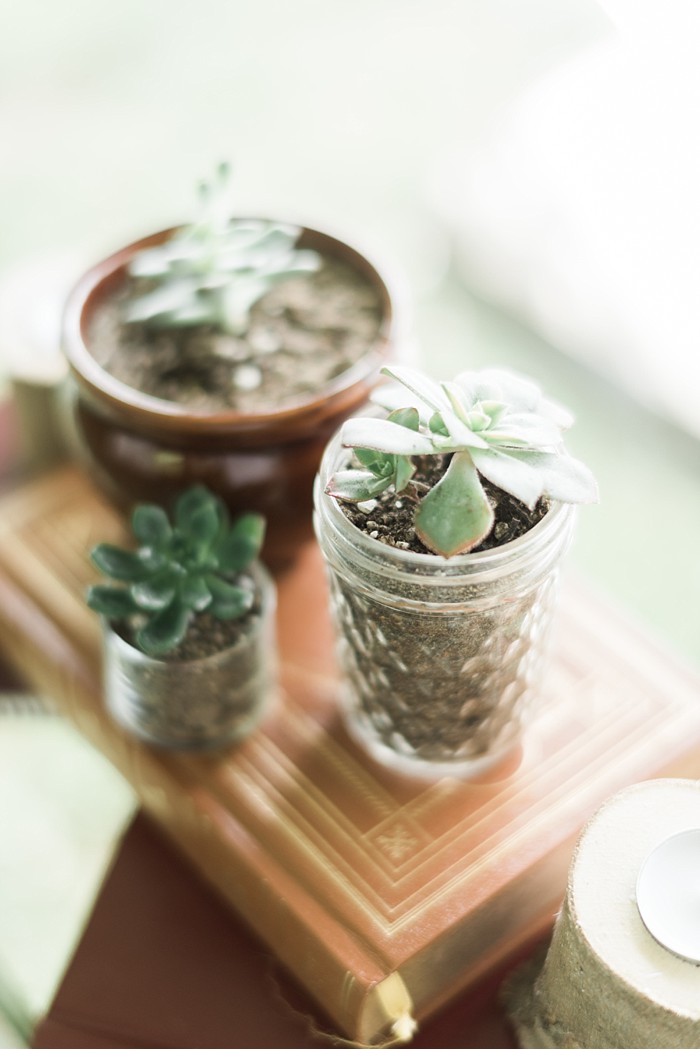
0 567 410 1044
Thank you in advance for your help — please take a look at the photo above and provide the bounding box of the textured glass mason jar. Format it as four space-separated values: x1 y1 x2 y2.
314 430 576 779
102 564 277 750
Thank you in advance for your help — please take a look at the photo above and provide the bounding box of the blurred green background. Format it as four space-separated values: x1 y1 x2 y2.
0 0 604 270
1 1 698 1045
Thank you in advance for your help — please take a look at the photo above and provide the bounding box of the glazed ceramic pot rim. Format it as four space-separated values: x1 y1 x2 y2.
63 219 399 435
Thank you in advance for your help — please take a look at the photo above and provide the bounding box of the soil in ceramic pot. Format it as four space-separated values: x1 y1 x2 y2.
332 460 555 768
88 258 384 412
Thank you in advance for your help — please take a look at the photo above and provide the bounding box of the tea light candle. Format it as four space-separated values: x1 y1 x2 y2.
503 780 700 1049
636 828 700 964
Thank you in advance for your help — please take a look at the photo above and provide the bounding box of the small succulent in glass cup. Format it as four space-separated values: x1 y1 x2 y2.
88 485 276 750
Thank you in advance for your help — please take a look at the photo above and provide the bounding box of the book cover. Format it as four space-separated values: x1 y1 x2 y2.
33 812 525 1049
3 466 700 1043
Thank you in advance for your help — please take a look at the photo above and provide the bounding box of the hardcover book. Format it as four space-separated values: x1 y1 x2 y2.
3 466 700 1043
33 811 525 1049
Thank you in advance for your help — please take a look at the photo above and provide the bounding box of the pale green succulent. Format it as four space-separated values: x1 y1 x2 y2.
87 485 265 657
124 162 320 336
326 365 598 557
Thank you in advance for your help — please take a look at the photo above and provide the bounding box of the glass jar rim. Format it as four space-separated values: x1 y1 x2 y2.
315 427 576 587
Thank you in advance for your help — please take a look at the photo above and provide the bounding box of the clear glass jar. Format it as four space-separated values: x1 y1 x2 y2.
314 430 575 779
102 563 277 750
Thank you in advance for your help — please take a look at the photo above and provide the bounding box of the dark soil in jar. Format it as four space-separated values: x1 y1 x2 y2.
328 459 557 770
88 257 384 412
341 455 550 555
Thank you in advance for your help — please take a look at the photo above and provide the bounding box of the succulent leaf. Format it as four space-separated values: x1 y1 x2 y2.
441 381 471 424
354 447 386 470
87 484 265 655
182 502 220 551
325 469 393 503
340 417 434 456
509 449 599 504
136 600 191 658
457 369 538 412
469 446 544 510
215 513 266 573
387 406 420 431
86 585 140 620
175 485 214 531
486 412 563 449
206 576 254 619
123 281 204 325
429 413 450 436
131 567 180 611
414 452 495 557
378 364 446 415
131 505 172 548
435 409 490 449
370 382 431 422
479 400 508 426
393 455 415 492
91 544 150 582
178 574 212 612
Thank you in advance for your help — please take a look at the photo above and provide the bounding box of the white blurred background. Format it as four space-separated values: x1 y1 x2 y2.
1 2 699 1043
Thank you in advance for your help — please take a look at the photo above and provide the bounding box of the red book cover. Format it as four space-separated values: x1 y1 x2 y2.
33 812 523 1049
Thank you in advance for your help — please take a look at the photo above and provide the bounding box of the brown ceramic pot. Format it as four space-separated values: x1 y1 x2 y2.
62 223 397 568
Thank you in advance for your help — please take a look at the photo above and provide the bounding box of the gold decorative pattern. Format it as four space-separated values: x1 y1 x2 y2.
371 821 424 866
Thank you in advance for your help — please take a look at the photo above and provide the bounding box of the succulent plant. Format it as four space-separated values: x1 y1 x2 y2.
326 365 598 557
87 485 265 657
123 161 320 336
